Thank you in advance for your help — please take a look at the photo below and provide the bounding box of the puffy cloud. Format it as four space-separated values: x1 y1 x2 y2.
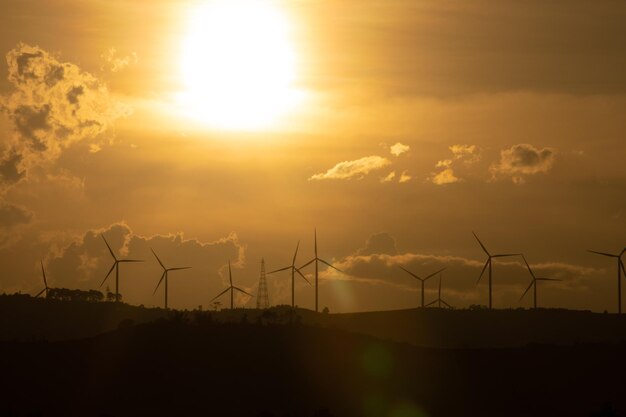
430 168 459 185
0 43 131 187
390 142 410 157
398 170 411 183
100 48 138 73
309 155 391 180
430 144 479 185
45 222 248 309
0 201 32 228
380 171 396 183
490 143 555 183
357 232 397 256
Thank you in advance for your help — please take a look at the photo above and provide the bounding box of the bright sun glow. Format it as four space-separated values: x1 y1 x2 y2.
179 0 301 130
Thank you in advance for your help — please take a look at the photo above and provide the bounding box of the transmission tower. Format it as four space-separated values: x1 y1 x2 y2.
256 258 270 309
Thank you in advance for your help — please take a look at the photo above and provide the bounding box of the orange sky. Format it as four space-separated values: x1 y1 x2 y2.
0 0 624 313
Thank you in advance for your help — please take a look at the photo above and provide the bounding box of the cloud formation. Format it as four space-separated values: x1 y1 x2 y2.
0 43 131 186
390 142 410 157
100 48 138 73
490 144 555 184
430 144 480 185
46 222 248 309
309 155 390 180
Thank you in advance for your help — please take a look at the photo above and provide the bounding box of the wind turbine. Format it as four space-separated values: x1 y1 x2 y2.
267 241 310 308
520 255 561 309
34 261 49 298
211 260 253 309
473 231 521 309
425 272 452 309
299 228 343 313
101 234 143 302
588 247 626 314
152 248 191 310
399 266 445 307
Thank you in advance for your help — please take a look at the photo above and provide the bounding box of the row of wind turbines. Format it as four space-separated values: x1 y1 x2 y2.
34 230 626 313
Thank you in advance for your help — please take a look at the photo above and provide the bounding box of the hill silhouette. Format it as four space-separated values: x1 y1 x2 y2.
0 314 624 417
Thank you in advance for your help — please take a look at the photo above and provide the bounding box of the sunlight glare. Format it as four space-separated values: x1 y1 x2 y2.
179 0 301 130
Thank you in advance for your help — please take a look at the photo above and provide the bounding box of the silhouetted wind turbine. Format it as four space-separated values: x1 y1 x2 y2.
101 234 143 302
211 260 253 309
299 228 344 313
473 231 521 309
152 248 191 310
267 241 310 308
399 266 445 307
588 247 626 314
34 261 49 298
520 255 561 309
425 272 452 309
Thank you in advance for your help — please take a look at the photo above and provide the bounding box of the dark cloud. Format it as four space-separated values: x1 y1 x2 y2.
490 144 555 183
357 232 397 256
0 201 32 228
0 43 131 188
46 223 248 309
0 150 24 184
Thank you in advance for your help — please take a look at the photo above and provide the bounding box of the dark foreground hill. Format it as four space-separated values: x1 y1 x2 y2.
0 317 625 417
4 295 626 349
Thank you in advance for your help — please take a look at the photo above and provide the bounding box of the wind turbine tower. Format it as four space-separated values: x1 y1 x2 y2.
473 232 521 309
151 248 191 310
299 229 343 313
520 255 561 309
256 258 270 309
399 266 445 308
212 260 253 309
101 234 143 302
588 248 626 314
267 241 310 308
425 272 452 308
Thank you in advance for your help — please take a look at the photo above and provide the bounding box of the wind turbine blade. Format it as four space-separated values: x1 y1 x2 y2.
399 266 421 280
472 231 490 256
621 259 626 276
233 286 253 297
40 260 48 288
35 288 46 298
298 259 315 270
169 267 191 271
314 228 318 257
319 259 343 273
587 250 617 258
476 260 489 284
228 261 233 286
151 248 166 269
423 267 446 281
536 278 561 281
441 300 452 308
267 266 291 274
101 235 117 260
620 247 626 257
521 255 536 279
295 267 311 285
100 263 116 287
120 259 144 263
292 240 300 266
153 272 166 295
519 280 534 301
492 253 522 258
425 300 437 307
211 287 232 302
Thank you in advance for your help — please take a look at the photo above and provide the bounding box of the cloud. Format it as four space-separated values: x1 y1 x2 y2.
380 171 396 183
0 43 131 188
390 142 410 157
430 168 459 185
100 48 138 73
45 222 248 309
430 144 480 185
490 143 555 183
309 155 391 180
0 201 32 228
398 170 411 183
357 232 397 256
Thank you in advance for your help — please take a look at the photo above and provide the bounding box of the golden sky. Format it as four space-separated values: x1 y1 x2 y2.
0 0 624 312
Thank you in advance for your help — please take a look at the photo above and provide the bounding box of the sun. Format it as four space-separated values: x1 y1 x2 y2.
178 0 301 130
